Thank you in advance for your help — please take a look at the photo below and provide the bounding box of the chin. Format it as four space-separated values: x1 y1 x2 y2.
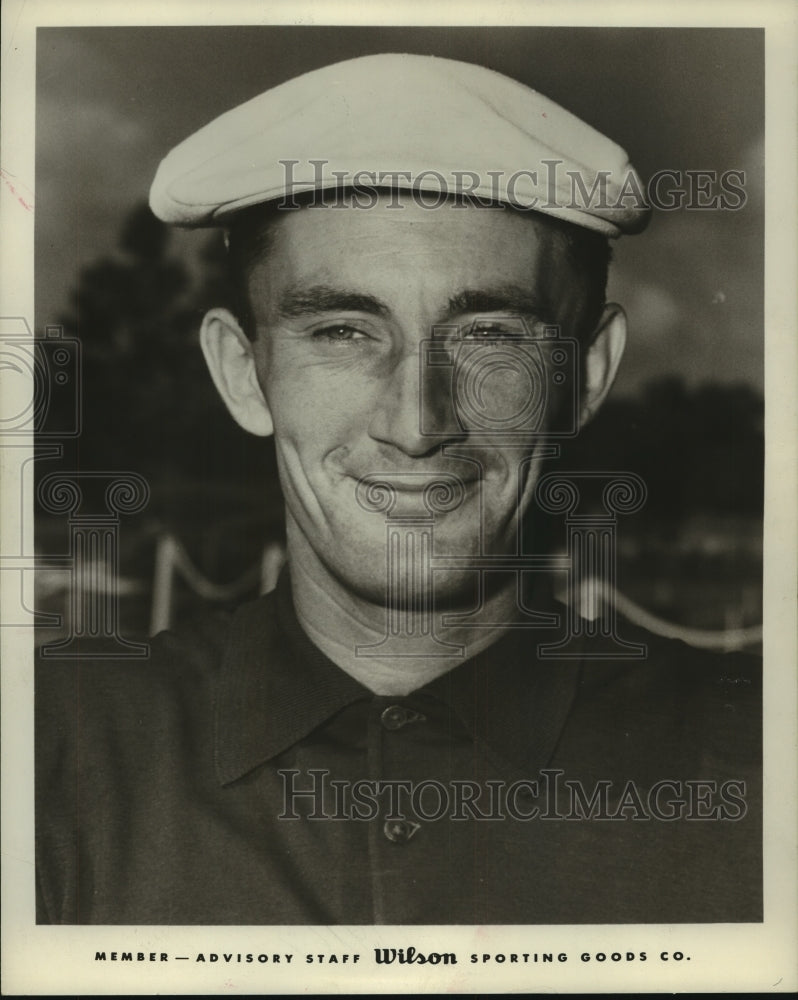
334 565 480 615
322 526 491 614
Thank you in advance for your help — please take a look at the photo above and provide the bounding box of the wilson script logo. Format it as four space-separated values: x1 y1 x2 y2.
374 946 457 966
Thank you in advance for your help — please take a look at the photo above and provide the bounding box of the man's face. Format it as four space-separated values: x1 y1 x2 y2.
244 194 595 605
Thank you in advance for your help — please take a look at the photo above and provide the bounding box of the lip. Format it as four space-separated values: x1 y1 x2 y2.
349 473 480 494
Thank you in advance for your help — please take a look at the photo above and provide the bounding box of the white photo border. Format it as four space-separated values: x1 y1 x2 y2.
2 1 796 994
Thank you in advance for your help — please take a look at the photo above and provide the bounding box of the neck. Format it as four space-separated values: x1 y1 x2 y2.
287 528 521 696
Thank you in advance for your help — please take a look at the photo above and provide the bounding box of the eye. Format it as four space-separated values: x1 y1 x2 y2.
312 324 369 343
463 319 528 341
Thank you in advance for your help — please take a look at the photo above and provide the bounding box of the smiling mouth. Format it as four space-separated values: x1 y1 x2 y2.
351 471 480 492
349 470 481 517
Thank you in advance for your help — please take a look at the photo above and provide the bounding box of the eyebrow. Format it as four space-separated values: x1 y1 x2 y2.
277 285 390 318
275 282 546 321
445 285 547 319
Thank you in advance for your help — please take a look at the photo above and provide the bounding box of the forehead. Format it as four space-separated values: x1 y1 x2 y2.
245 193 581 312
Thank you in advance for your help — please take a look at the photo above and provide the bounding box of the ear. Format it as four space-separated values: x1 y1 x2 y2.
579 303 627 428
199 308 274 437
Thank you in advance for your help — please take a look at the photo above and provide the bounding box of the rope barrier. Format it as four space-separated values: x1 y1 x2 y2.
149 533 283 635
40 530 761 651
576 576 762 651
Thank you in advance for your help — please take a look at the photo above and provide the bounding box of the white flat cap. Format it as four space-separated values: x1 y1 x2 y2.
150 53 650 237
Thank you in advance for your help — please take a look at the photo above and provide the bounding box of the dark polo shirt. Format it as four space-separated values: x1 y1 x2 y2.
35 573 761 924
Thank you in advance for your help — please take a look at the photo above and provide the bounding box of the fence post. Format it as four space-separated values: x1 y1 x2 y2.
535 471 648 659
150 533 179 636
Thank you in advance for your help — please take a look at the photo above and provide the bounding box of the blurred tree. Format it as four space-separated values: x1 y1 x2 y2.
50 202 278 529
559 375 764 522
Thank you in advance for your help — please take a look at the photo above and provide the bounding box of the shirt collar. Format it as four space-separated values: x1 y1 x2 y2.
215 570 583 785
424 628 582 781
215 571 369 784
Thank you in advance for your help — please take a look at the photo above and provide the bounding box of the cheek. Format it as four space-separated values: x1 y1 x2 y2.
263 367 370 468
261 338 385 434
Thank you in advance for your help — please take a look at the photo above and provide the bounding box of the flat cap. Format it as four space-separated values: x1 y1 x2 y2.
150 53 650 237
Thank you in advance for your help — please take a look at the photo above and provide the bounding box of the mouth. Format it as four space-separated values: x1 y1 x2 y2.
351 470 480 492
347 470 481 518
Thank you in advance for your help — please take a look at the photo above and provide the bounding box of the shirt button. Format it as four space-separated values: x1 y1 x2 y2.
383 819 421 844
380 705 425 730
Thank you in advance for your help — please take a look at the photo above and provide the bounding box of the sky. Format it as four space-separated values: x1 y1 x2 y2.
34 25 764 396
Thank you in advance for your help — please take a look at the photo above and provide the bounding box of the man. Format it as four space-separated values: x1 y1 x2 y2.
36 53 760 924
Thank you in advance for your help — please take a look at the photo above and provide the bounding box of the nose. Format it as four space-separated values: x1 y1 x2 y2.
367 347 466 456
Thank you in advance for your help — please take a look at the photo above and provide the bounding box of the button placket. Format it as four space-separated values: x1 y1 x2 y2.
383 818 421 843
378 703 427 845
380 704 427 731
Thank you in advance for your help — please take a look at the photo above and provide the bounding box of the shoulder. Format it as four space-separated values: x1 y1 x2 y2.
35 588 282 751
36 584 284 685
568 622 761 773
576 618 760 704
36 607 231 719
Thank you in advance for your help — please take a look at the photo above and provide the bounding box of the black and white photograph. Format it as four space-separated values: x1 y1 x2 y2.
1 1 796 994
